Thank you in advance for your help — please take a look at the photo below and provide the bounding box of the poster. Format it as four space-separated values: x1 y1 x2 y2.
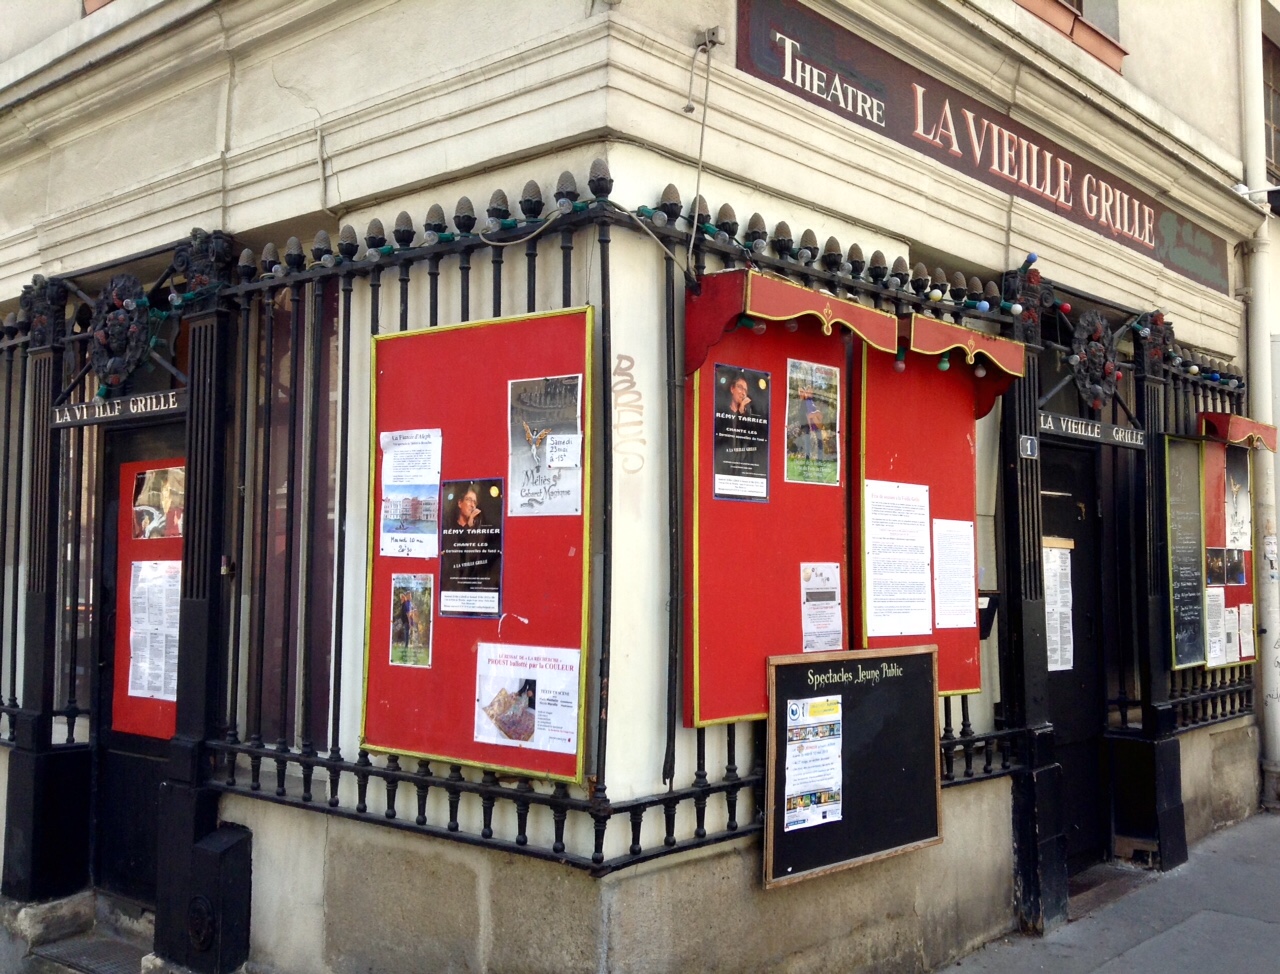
128 559 181 701
800 562 842 651
712 364 771 499
863 480 932 637
1206 548 1226 586
783 695 843 833
785 360 839 486
1241 603 1256 661
1226 446 1251 549
932 519 976 630
1225 606 1240 665
379 429 442 558
1225 549 1247 585
389 573 433 667
474 643 581 754
508 375 582 516
1042 545 1074 672
1205 586 1227 667
439 479 504 616
132 466 185 539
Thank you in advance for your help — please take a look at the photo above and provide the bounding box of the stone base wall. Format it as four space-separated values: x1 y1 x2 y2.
221 777 1014 974
1179 715 1260 845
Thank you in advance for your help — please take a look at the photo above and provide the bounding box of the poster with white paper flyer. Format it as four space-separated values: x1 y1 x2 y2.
1241 603 1256 660
1225 606 1240 664
800 562 842 651
783 695 843 833
1205 586 1227 667
932 518 977 629
508 375 583 516
1042 546 1074 672
474 643 580 754
379 428 442 558
864 480 932 637
128 559 182 701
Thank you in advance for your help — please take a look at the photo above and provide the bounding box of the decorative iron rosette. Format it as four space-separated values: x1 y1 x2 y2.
172 227 234 312
19 274 68 350
1071 309 1118 410
1134 310 1173 377
90 275 151 391
1001 264 1051 345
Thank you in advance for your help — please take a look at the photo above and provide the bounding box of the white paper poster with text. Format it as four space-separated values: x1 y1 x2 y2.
864 480 932 637
932 518 976 629
474 643 580 754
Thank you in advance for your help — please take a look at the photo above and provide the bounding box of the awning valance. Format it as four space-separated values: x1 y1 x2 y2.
1198 413 1278 452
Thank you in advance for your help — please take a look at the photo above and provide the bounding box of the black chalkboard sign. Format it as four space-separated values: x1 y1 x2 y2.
764 647 940 888
1166 437 1206 668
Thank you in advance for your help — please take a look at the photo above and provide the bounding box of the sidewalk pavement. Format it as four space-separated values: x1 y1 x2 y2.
941 810 1280 974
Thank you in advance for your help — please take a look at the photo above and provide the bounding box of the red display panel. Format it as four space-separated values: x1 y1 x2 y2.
112 458 184 739
362 310 592 781
857 348 983 693
1202 440 1255 664
683 318 852 725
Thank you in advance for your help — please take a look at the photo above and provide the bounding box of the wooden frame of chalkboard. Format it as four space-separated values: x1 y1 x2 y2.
1165 436 1207 669
764 647 941 889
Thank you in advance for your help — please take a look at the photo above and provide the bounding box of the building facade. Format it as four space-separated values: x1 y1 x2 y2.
0 1 1272 972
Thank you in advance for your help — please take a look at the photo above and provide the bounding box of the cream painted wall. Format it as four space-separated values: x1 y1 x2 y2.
0 0 84 66
1119 0 1244 163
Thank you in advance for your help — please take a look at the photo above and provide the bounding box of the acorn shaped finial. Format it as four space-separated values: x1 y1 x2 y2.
285 236 305 272
658 184 683 222
950 271 968 302
488 189 511 220
691 195 711 227
393 212 415 249
715 203 738 238
338 225 360 259
911 262 929 295
312 230 333 262
520 181 544 220
868 250 888 284
238 248 256 283
798 229 819 263
261 241 279 275
847 243 865 278
746 212 767 241
822 236 843 271
365 219 386 250
454 197 476 234
772 221 794 258
588 158 613 198
555 171 579 203
424 204 447 233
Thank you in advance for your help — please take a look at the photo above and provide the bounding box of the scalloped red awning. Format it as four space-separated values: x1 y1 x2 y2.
908 315 1025 378
684 269 898 376
1199 413 1278 452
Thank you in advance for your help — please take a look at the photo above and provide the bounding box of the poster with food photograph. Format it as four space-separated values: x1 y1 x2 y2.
473 642 580 754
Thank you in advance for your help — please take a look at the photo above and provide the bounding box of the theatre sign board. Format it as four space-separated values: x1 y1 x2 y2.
736 0 1230 294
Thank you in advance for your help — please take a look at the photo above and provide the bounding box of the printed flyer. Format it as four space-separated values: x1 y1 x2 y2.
783 695 843 832
785 360 839 486
508 375 582 517
439 479 504 616
128 559 182 701
800 562 843 651
712 364 771 499
379 429 442 558
474 642 581 754
389 573 433 667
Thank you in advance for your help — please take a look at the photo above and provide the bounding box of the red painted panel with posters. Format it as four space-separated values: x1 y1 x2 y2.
113 458 184 739
857 349 986 693
682 318 852 726
362 309 592 782
1202 441 1256 664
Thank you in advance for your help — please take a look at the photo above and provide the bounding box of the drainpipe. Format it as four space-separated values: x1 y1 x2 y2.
1241 0 1280 806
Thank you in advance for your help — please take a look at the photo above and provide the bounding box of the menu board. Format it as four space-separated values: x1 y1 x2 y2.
1166 437 1206 669
764 647 940 888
